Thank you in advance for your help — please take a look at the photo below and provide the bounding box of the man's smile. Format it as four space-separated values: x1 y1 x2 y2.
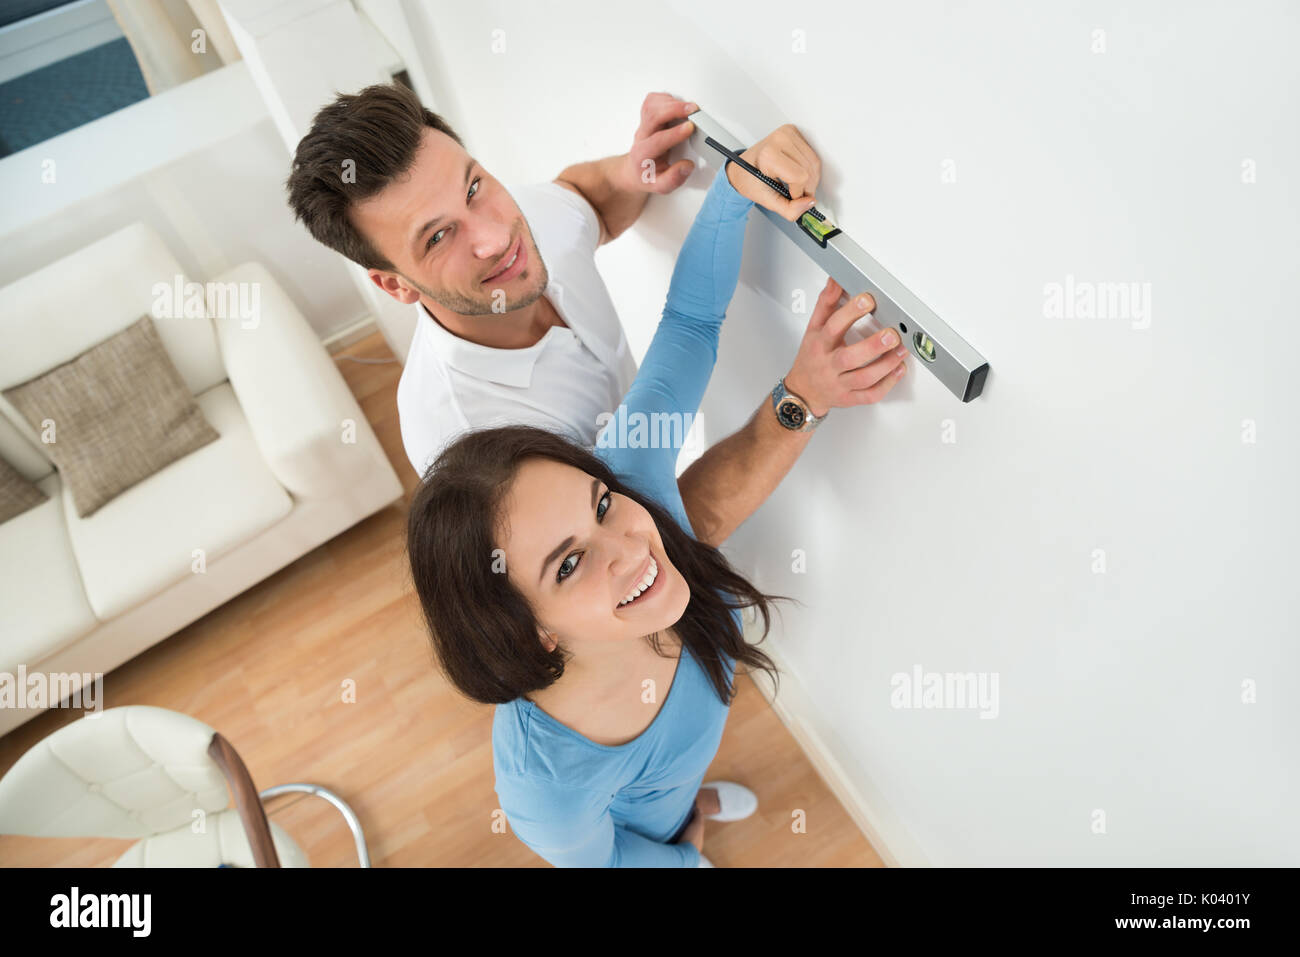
482 237 525 284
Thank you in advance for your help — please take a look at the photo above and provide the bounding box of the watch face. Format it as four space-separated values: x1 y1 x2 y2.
777 399 805 429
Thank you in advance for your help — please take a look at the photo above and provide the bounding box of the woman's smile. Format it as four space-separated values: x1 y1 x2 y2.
616 553 662 610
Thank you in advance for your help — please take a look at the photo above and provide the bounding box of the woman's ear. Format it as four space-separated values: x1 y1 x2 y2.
537 627 557 653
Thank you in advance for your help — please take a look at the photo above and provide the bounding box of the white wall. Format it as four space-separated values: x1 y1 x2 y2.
410 0 1299 865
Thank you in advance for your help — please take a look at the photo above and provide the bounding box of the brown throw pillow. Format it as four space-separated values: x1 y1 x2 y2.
2 315 220 518
0 454 48 523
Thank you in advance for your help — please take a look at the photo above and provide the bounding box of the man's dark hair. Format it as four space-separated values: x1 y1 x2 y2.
285 82 464 272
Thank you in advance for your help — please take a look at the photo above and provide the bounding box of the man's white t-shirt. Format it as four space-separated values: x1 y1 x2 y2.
396 181 638 478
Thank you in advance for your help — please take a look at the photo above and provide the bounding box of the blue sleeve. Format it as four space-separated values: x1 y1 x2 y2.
595 165 754 502
497 772 701 867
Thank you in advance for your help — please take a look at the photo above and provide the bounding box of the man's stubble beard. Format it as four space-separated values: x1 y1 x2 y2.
405 234 548 317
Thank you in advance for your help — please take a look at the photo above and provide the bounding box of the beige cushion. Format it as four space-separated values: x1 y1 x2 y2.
0 454 48 523
2 316 219 518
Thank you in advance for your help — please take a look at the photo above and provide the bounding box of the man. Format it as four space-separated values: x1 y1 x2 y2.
286 82 906 547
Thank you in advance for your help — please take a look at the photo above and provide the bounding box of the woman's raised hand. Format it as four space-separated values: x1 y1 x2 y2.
725 124 823 221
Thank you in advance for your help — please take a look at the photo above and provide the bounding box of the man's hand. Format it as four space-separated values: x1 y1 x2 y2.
675 283 902 548
726 124 823 221
618 92 700 195
556 93 697 243
783 277 908 417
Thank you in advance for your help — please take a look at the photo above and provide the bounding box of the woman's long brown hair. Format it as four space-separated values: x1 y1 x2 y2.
406 425 790 706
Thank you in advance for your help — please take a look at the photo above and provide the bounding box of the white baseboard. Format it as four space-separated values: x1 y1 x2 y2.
742 612 929 867
323 314 381 354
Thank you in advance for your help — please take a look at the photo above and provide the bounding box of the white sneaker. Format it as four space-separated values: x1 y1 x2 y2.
699 781 758 822
698 853 715 867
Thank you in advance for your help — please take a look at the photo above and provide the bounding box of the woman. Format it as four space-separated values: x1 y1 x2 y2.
408 159 797 866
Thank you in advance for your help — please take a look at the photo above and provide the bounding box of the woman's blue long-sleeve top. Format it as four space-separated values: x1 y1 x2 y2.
491 165 755 866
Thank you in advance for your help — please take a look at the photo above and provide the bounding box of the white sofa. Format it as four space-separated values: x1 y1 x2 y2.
0 223 403 737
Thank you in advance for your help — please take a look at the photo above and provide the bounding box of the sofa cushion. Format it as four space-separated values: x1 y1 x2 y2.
0 472 99 672
3 316 221 519
0 454 48 523
62 382 294 621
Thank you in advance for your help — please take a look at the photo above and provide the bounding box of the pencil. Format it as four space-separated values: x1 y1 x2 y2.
704 136 797 200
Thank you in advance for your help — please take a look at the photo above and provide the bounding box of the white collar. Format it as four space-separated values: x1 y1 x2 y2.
417 279 575 388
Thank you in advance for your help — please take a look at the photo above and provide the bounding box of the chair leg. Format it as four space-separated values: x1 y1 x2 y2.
259 783 371 867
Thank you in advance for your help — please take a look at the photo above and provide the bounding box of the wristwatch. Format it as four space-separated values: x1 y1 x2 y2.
771 378 827 432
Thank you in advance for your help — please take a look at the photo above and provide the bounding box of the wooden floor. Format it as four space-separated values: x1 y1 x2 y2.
0 331 883 868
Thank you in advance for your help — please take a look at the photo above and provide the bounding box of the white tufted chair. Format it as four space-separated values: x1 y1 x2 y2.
0 705 369 867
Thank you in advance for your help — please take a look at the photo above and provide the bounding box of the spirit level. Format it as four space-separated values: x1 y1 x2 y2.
687 110 990 403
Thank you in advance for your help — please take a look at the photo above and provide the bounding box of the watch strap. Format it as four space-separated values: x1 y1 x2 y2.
771 378 825 432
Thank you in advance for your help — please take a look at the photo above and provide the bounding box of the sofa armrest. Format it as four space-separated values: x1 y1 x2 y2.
210 261 395 501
